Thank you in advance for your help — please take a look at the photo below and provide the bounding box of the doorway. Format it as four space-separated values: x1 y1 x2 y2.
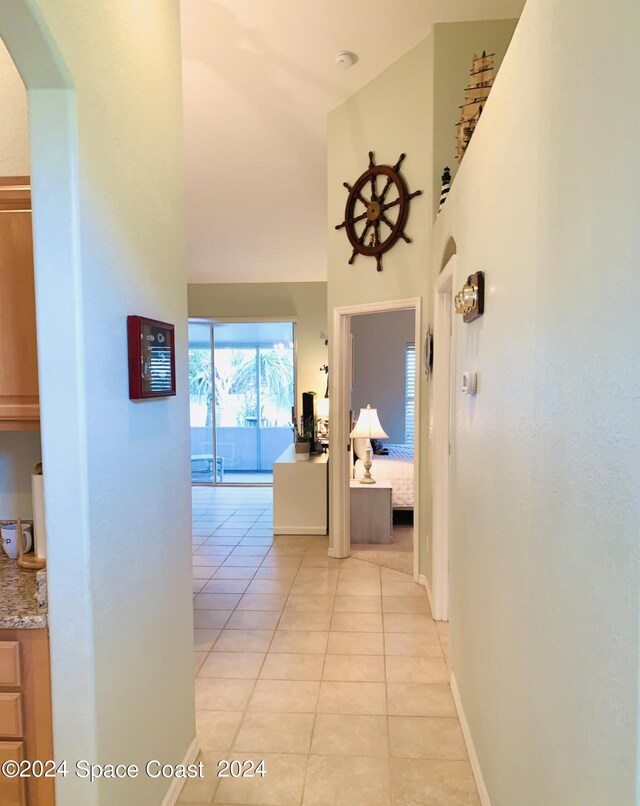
432 256 456 620
189 320 296 485
349 308 416 575
331 298 421 580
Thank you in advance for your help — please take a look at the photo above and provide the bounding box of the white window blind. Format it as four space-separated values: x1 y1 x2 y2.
405 343 416 445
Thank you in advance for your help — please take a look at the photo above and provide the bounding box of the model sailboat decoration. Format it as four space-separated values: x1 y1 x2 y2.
456 51 495 163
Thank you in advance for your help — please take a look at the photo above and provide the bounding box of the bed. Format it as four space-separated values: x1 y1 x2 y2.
353 442 414 509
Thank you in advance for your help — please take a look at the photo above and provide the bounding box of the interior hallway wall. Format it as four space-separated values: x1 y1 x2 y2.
1 2 193 804
188 282 328 411
327 18 517 569
431 0 640 802
351 309 415 444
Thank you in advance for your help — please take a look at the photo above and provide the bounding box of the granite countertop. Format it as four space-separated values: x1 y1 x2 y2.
0 551 48 629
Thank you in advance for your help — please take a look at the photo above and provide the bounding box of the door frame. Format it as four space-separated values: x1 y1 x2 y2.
331 297 421 581
432 256 456 620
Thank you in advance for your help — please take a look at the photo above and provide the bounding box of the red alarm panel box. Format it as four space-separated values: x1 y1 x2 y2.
127 315 176 400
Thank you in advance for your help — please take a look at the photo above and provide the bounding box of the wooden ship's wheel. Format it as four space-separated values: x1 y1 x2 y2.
335 151 422 271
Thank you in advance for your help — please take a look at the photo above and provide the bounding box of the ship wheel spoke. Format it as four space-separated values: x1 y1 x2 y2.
380 212 411 243
358 220 373 246
378 154 405 205
343 182 371 208
378 177 394 205
375 254 383 272
336 210 369 230
382 189 422 212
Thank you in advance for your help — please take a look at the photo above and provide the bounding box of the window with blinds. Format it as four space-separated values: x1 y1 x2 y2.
405 343 416 445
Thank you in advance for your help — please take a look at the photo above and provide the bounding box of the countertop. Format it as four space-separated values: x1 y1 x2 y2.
274 445 329 465
0 551 48 629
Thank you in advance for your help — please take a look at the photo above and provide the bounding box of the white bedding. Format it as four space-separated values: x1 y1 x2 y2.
354 444 414 508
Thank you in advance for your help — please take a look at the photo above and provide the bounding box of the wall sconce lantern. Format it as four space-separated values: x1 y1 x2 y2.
454 271 484 323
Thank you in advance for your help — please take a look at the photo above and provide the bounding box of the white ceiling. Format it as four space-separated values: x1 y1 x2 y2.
181 0 525 284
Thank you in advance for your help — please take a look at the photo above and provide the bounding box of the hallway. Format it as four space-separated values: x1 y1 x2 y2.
185 487 475 805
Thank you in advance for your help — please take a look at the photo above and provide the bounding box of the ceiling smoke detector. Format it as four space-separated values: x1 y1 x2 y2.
335 51 357 70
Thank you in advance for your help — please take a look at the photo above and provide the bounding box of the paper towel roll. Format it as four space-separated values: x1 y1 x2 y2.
31 472 47 559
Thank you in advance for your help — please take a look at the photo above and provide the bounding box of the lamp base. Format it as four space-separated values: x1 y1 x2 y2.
359 446 376 484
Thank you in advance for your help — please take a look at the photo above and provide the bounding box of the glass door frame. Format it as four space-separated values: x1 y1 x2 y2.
189 317 298 488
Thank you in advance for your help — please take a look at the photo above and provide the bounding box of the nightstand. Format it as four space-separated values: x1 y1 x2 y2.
349 480 393 544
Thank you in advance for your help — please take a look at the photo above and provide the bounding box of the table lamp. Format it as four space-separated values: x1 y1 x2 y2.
350 404 388 484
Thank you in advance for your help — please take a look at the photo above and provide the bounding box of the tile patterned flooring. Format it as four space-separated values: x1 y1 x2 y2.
182 486 478 806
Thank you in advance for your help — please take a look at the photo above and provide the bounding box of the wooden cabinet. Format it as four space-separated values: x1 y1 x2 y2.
0 630 54 805
0 177 39 430
0 741 26 805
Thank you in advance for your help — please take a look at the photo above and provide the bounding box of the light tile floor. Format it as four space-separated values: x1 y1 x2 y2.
182 486 476 806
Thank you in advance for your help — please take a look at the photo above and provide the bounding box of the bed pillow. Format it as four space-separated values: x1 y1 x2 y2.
371 439 389 455
353 438 371 460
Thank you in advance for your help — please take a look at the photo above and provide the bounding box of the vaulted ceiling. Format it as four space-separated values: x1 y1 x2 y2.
181 0 525 284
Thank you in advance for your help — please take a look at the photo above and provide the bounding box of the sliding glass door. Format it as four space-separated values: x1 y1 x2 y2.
189 321 295 484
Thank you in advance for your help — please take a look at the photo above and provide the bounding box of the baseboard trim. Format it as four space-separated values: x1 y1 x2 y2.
418 573 435 615
274 527 327 535
161 736 200 806
450 672 492 806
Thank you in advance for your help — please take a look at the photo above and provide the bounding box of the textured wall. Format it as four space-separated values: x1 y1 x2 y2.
431 0 640 802
0 2 193 804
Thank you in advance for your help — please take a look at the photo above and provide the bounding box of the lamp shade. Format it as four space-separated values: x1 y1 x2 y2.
349 404 389 439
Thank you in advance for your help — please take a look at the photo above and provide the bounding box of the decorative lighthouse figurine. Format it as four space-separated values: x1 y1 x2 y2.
439 166 451 213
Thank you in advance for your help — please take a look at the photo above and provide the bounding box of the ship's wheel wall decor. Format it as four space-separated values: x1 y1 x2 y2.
335 151 422 272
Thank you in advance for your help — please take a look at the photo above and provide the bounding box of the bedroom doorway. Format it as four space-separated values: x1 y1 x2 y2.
331 298 421 580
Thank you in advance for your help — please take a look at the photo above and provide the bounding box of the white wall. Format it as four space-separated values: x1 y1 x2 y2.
0 3 193 805
327 37 432 557
327 20 516 567
0 38 29 173
0 433 41 518
351 309 415 444
431 0 640 802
